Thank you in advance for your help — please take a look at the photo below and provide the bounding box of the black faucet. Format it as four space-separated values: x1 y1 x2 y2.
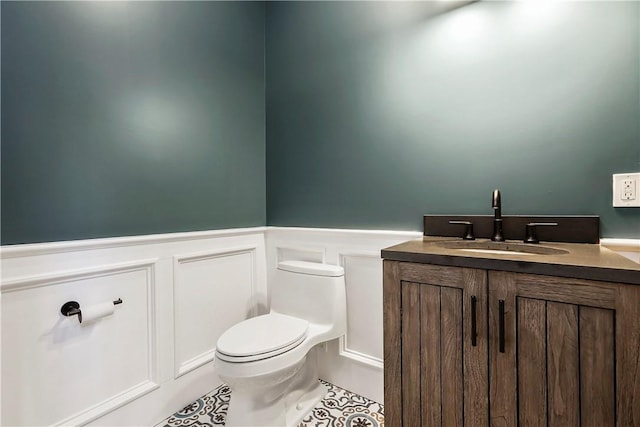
492 189 504 242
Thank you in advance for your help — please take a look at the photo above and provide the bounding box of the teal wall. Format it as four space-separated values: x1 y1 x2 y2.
266 1 640 238
3 2 639 244
1 1 266 244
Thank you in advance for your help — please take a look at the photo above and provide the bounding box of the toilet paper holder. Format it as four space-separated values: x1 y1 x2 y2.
61 299 123 323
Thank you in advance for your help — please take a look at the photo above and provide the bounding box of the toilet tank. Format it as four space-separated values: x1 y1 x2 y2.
270 261 346 329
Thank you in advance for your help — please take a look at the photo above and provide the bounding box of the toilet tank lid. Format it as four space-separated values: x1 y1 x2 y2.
277 260 344 277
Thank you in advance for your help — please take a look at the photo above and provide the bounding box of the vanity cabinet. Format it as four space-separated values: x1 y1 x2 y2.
383 260 640 427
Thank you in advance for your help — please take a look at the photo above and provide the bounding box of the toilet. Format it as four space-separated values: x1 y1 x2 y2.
214 260 346 427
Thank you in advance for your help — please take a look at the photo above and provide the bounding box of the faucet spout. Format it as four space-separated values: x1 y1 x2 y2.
491 189 504 241
492 189 501 216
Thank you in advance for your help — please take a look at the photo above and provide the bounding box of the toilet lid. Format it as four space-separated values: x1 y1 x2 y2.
216 313 308 359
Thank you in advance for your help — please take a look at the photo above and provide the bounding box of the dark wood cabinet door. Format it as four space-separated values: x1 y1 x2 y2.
489 271 640 426
384 261 489 427
385 262 640 427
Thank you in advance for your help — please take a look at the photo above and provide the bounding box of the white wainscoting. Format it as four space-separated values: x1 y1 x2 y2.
266 227 422 404
173 246 260 378
2 227 636 425
2 259 159 426
337 251 384 369
1 228 267 426
266 229 640 405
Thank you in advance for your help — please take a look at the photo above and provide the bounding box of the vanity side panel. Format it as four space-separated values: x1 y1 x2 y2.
616 283 640 426
382 260 402 427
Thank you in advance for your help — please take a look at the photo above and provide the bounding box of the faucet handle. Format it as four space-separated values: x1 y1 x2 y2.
449 220 475 240
524 222 558 244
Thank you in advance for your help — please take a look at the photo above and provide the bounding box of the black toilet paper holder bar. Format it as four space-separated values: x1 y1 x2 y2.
60 299 123 322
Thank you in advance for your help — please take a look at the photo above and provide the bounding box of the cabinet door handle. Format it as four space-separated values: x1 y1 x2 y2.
499 299 505 353
471 295 477 347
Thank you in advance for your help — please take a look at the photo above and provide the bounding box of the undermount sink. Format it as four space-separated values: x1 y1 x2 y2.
435 240 569 256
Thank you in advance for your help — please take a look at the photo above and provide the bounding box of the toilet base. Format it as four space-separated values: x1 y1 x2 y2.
284 379 325 427
223 348 327 427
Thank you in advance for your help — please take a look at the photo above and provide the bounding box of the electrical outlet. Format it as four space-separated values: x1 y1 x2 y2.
613 173 640 207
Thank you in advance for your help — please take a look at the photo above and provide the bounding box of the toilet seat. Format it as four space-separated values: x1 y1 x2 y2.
216 313 309 362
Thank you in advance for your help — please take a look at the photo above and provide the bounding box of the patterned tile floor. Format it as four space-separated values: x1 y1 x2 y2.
157 380 384 427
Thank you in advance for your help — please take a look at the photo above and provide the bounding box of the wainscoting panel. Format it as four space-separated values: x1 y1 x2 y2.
2 228 634 425
266 227 422 403
173 247 258 378
1 260 158 426
276 245 326 263
338 252 384 368
1 228 267 427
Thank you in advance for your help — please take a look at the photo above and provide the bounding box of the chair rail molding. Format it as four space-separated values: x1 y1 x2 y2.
0 227 268 259
1 258 159 292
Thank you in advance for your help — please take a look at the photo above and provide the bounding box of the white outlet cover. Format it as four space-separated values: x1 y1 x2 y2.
613 172 640 207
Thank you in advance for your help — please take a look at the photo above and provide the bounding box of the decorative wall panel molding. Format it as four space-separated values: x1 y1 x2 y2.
0 227 267 259
265 228 422 403
338 251 384 369
56 381 160 427
1 258 158 292
276 245 326 263
1 259 158 426
2 227 634 425
1 230 266 426
173 246 259 378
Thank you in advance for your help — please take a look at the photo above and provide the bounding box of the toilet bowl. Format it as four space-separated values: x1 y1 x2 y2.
214 260 346 427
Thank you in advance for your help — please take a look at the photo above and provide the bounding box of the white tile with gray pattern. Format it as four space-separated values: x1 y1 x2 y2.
156 380 384 427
